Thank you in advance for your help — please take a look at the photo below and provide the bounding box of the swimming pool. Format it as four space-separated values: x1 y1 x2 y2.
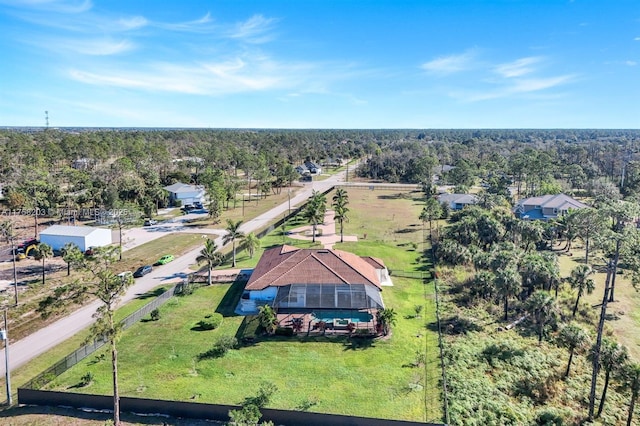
311 310 373 323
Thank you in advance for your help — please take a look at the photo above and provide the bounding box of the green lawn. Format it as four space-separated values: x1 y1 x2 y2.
46 279 439 422
1 285 170 403
39 187 442 422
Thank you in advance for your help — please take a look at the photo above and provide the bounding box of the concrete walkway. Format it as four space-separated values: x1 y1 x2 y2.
286 209 357 249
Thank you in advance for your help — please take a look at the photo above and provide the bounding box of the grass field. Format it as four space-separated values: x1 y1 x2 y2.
0 285 170 404
35 187 443 423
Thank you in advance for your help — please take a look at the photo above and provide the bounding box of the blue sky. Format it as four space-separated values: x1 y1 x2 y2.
0 0 638 128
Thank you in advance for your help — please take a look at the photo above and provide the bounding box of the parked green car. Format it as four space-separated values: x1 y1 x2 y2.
156 254 174 265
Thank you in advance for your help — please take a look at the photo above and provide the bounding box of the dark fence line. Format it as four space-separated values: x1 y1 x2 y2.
336 183 422 191
429 244 450 424
22 285 179 390
18 389 443 426
388 270 433 280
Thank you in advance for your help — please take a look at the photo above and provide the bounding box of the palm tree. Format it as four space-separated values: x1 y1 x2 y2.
0 220 19 305
376 308 397 336
303 190 326 243
525 290 559 342
621 361 640 426
494 266 522 321
332 187 349 243
567 264 596 318
333 204 349 243
196 238 224 285
332 187 349 207
61 242 83 276
223 219 245 267
241 232 260 258
34 242 53 285
596 339 628 418
258 305 278 335
558 323 590 378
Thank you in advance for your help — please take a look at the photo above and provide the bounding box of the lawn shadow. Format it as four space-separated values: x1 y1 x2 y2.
215 278 246 317
342 336 376 351
134 287 167 300
87 353 106 366
395 228 418 234
235 316 261 346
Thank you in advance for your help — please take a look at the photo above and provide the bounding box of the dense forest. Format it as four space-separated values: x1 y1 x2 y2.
2 128 640 221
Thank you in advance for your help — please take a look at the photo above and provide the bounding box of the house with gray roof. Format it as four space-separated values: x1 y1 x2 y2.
437 193 478 211
514 193 589 220
163 182 205 206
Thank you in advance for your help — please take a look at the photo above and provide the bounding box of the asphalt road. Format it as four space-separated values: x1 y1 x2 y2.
0 171 349 377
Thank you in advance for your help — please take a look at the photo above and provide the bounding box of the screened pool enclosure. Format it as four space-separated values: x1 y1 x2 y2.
273 283 384 310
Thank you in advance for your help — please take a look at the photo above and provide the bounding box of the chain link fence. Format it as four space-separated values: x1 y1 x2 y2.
23 284 179 390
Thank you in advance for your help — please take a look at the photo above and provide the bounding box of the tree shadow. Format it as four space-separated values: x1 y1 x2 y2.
134 287 167 300
481 342 525 367
395 228 418 234
426 315 483 335
342 336 376 351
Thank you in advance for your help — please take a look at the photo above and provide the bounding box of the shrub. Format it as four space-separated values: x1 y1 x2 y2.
198 313 223 330
80 371 93 387
214 335 237 355
150 308 161 321
197 335 238 360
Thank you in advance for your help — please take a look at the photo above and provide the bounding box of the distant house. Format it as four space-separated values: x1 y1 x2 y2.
163 182 205 206
304 161 321 174
294 165 309 175
438 193 478 211
71 158 95 170
39 225 112 252
237 245 391 316
514 193 589 220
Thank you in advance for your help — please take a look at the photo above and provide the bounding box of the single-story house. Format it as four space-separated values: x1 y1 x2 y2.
39 225 112 252
304 161 321 174
294 165 309 175
237 245 391 315
438 193 478 211
514 193 589 220
163 182 205 206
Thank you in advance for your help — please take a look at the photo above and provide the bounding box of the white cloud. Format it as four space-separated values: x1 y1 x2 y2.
58 38 134 55
228 14 277 43
635 37 640 41
451 74 576 102
158 13 217 33
117 16 148 31
421 49 477 75
494 57 542 78
0 0 92 13
626 61 637 66
67 56 316 95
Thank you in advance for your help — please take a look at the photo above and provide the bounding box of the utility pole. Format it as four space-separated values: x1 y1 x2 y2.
2 309 11 405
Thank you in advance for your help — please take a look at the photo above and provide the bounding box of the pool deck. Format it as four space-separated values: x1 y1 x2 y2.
276 311 378 336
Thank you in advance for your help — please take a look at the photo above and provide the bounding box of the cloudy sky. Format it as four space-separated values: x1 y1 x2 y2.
1 0 638 128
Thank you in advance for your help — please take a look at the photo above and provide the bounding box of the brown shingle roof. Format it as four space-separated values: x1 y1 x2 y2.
245 245 384 291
